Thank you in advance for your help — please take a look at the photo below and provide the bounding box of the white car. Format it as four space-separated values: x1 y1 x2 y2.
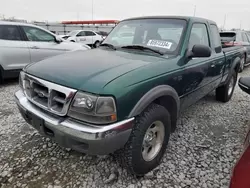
62 30 104 48
0 21 90 83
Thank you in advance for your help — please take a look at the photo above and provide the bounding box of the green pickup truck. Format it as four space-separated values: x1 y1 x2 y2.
15 16 243 175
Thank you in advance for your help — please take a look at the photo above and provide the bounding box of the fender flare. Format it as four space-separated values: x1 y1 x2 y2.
128 85 180 130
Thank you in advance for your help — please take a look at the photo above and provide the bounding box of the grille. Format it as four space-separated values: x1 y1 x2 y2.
23 74 77 116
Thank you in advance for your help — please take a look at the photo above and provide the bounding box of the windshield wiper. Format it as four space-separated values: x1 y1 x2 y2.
121 45 164 55
100 43 116 50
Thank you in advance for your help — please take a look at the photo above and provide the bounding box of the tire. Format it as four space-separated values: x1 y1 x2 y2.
117 103 171 176
94 41 100 48
239 55 246 73
216 70 237 102
0 70 3 85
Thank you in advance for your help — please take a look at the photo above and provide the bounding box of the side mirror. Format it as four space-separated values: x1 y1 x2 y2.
239 77 250 95
55 36 63 43
188 44 212 58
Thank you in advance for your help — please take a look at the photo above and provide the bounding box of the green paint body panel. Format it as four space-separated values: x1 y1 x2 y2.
24 16 243 121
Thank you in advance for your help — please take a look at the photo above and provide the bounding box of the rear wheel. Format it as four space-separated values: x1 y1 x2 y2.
94 41 100 48
216 70 237 102
0 70 3 84
239 55 246 72
117 103 171 176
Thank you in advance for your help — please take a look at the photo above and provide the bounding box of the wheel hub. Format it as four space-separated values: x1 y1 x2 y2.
228 77 234 96
142 121 165 162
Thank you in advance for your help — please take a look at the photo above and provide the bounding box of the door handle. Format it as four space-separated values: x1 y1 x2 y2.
31 46 40 49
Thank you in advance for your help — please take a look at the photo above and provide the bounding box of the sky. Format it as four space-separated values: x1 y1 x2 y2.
1 0 250 30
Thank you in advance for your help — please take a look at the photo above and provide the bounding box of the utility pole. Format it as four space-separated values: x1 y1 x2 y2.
193 5 196 17
240 20 242 30
77 12 79 21
223 14 226 30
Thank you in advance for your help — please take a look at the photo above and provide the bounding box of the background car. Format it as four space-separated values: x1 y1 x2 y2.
61 30 104 48
0 21 90 83
230 77 250 188
96 31 109 39
220 30 250 72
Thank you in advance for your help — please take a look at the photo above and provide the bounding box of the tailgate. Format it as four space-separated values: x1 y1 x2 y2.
220 32 237 47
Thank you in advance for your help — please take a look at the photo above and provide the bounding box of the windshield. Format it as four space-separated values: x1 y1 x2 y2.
68 30 80 36
103 19 186 54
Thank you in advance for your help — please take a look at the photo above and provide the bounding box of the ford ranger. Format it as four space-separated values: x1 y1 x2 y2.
15 16 243 175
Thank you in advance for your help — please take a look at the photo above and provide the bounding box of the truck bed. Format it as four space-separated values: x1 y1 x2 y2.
222 46 243 53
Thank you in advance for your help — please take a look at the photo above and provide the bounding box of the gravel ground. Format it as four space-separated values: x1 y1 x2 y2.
1 68 250 188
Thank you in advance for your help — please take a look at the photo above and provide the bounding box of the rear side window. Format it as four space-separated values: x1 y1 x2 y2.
242 33 249 42
85 31 96 36
188 23 209 50
0 25 22 41
236 32 243 41
76 31 86 36
210 25 222 53
246 33 250 41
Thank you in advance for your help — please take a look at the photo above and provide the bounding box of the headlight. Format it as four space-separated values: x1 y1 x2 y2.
68 92 117 124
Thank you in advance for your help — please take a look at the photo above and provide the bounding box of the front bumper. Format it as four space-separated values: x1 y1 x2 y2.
15 90 134 155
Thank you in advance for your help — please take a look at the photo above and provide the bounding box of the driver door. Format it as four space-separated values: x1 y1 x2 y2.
21 26 65 63
180 23 213 109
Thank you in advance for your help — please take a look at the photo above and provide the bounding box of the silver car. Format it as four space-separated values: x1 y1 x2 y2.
0 21 90 83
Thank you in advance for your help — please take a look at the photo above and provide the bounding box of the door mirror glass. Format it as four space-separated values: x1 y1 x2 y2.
239 77 250 95
188 44 212 58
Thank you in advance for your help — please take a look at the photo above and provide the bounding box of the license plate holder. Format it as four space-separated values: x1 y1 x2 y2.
27 111 44 130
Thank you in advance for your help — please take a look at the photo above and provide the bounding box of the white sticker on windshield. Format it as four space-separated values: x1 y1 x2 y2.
147 40 172 49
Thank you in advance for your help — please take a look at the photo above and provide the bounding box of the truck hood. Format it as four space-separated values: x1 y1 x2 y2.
57 41 90 50
25 48 166 93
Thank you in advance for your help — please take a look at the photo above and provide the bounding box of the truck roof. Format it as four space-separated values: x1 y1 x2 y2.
122 16 217 25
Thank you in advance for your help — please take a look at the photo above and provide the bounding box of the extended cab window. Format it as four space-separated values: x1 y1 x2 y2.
189 23 209 50
210 24 222 53
22 26 55 42
104 19 186 53
0 25 22 41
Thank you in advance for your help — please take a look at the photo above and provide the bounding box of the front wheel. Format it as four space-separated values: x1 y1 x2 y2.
216 71 237 102
117 103 171 176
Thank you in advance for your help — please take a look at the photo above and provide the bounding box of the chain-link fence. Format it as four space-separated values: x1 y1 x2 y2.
33 22 115 35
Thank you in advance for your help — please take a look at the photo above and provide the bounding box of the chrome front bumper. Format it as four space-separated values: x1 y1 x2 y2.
15 90 134 155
